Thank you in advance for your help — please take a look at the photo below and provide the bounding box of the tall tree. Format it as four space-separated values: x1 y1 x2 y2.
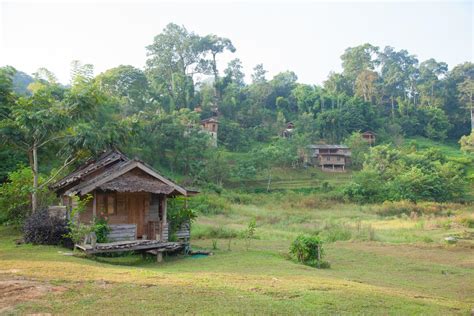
341 43 379 91
0 75 69 212
378 46 419 117
96 65 151 115
443 62 474 138
146 23 203 110
199 34 236 107
355 70 379 104
224 59 245 87
458 78 474 131
418 58 448 107
251 64 267 84
323 72 352 100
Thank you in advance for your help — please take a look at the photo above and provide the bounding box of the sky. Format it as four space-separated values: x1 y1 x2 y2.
0 0 472 85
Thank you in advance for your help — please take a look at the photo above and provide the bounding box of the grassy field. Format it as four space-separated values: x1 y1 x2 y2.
1 194 473 315
1 137 473 314
226 167 353 191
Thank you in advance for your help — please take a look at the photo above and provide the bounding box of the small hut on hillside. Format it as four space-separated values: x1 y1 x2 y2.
361 131 376 145
281 122 295 138
200 117 219 147
51 150 197 242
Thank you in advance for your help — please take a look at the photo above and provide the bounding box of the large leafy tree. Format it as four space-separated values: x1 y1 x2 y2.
378 47 419 116
251 64 267 84
443 62 474 138
0 76 69 212
223 59 245 87
0 62 125 213
96 65 151 115
355 70 379 104
0 67 28 181
341 43 379 92
199 35 236 82
199 34 236 103
146 23 203 110
458 78 474 131
417 58 448 107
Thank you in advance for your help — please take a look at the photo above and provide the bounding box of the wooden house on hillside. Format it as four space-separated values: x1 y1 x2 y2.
200 117 218 147
306 144 351 172
281 122 295 138
51 150 197 242
362 131 376 145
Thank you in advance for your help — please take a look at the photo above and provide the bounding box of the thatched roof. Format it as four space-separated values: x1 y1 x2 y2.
98 173 175 195
51 150 195 197
51 150 128 192
201 117 219 124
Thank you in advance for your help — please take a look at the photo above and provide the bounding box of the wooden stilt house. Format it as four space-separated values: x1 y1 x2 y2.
51 150 196 242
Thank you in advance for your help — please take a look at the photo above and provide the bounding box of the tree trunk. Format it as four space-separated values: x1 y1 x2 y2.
31 144 39 213
212 52 220 107
430 84 434 106
266 171 272 192
391 96 395 120
470 104 474 132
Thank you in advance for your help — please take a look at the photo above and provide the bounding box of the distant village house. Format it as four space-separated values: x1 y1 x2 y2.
305 144 351 172
281 122 295 138
361 131 376 145
200 117 218 147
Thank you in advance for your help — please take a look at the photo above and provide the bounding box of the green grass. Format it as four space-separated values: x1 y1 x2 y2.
2 194 473 315
405 137 468 159
2 138 473 314
226 167 353 191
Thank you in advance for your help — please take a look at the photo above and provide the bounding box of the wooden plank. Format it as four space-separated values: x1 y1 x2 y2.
109 224 137 229
81 241 184 254
108 228 136 234
108 224 137 242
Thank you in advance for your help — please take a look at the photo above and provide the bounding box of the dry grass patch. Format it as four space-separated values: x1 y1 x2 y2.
0 275 66 314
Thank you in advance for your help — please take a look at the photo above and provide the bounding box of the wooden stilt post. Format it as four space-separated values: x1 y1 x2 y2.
92 191 97 218
162 197 167 241
157 252 163 263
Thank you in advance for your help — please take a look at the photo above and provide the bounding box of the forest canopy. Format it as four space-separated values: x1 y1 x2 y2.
0 23 473 216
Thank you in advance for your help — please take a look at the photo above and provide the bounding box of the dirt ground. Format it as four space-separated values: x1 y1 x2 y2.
0 274 65 314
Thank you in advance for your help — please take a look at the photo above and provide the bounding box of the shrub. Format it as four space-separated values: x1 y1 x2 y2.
289 234 328 268
344 145 468 203
244 218 256 250
167 198 198 238
64 217 110 245
23 209 70 245
93 216 110 243
65 222 93 245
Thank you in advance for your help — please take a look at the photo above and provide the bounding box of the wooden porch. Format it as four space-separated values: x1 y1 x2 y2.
74 223 191 262
75 239 185 262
